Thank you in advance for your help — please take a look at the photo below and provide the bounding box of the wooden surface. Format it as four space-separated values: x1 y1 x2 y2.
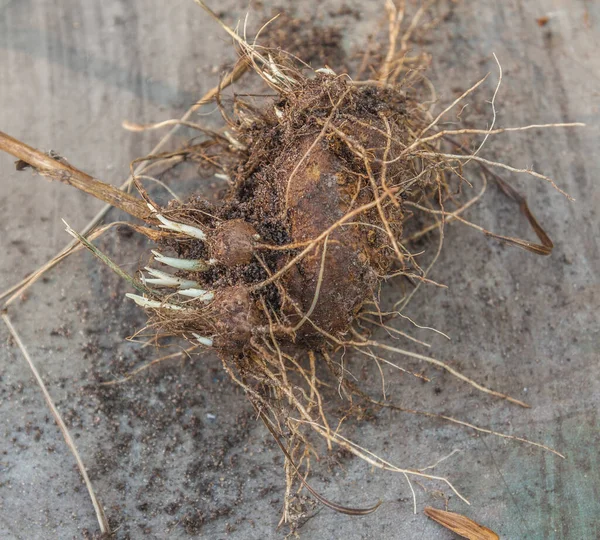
1 1 598 538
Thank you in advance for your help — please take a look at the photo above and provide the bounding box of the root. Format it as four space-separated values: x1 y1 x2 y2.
257 406 382 517
426 151 574 200
290 417 471 506
353 346 430 382
292 235 330 332
360 341 530 408
359 316 433 348
389 405 564 458
99 346 199 386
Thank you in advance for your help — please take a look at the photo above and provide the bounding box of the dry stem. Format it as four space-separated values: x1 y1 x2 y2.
0 130 151 221
0 60 248 307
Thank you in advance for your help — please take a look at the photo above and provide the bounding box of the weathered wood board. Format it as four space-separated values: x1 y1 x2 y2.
1 1 598 538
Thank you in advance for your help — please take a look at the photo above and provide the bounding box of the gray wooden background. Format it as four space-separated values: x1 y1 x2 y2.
1 1 598 538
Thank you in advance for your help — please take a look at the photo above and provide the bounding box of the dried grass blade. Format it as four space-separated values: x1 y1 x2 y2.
63 220 155 297
1 313 110 534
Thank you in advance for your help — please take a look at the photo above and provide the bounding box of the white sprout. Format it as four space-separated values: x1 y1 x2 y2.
263 71 282 86
125 293 185 311
146 203 207 240
141 267 199 289
267 54 297 84
315 67 337 76
177 288 215 302
223 131 247 151
151 250 211 272
191 332 213 347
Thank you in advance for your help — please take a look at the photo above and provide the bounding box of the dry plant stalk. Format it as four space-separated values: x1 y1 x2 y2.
0 0 583 531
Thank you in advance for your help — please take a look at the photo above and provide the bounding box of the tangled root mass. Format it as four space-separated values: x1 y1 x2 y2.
150 72 432 354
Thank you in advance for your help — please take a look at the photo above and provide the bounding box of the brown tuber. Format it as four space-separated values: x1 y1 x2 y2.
210 219 259 267
146 74 416 352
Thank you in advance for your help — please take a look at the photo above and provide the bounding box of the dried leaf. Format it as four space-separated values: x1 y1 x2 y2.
424 507 499 540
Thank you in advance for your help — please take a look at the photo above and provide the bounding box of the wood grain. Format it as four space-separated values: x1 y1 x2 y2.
0 1 598 538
